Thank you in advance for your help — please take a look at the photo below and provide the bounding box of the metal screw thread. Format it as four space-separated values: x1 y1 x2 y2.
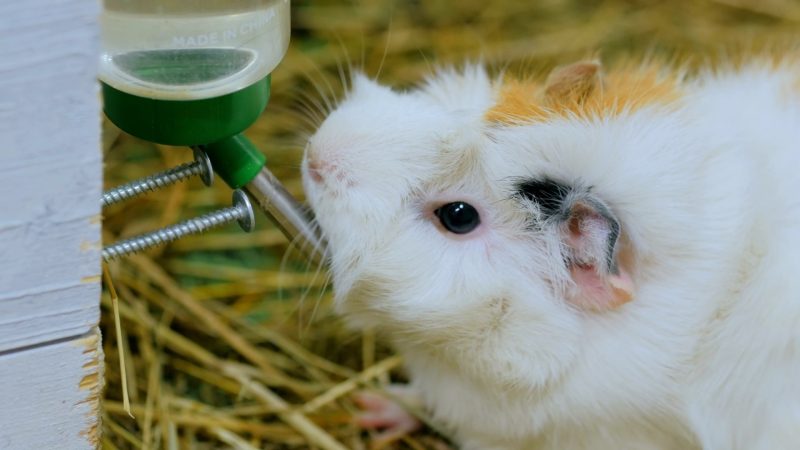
102 192 253 261
102 159 204 207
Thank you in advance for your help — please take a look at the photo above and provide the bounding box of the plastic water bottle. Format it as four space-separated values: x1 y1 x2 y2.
98 0 326 265
99 0 290 101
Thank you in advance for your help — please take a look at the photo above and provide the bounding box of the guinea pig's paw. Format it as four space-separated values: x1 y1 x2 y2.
353 386 423 449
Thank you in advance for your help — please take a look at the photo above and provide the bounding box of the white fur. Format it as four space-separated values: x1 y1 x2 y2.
302 62 800 449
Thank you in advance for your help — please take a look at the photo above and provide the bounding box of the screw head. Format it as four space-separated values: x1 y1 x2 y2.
232 190 256 232
193 148 214 186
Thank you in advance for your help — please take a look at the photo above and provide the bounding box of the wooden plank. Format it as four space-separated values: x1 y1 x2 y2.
0 0 101 350
0 282 99 352
0 1 103 448
0 328 104 449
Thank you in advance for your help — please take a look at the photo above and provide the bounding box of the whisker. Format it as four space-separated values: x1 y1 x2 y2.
302 257 331 335
291 88 328 122
359 31 367 77
279 231 312 335
302 220 333 333
333 33 355 92
268 102 324 130
316 67 341 114
374 12 394 81
298 60 336 115
292 106 324 131
277 210 333 338
288 51 337 119
418 48 435 78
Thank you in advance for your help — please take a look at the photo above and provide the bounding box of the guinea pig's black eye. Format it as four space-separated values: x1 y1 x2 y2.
434 202 481 234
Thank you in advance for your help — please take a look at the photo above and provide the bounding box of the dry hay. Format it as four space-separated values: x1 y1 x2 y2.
101 1 800 448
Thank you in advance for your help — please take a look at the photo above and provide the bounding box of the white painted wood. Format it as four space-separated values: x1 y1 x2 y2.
0 329 104 450
0 0 103 449
0 1 102 349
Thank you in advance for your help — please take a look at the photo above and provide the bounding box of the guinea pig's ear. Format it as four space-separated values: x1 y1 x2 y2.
543 60 602 105
516 178 634 311
560 195 634 312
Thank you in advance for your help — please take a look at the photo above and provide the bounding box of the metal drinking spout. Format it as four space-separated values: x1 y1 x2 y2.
244 166 327 266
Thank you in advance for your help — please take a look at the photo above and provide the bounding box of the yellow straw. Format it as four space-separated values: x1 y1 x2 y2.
103 263 135 419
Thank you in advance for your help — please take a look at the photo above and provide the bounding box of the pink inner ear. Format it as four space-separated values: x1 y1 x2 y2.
562 201 634 311
568 264 634 311
565 205 607 259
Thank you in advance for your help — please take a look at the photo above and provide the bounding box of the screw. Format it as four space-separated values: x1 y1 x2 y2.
102 148 214 207
102 190 255 261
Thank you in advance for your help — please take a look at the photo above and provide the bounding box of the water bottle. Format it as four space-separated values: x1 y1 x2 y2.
98 0 290 147
98 0 325 264
100 0 289 101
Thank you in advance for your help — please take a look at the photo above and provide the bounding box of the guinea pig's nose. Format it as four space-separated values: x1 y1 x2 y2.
306 152 350 186
305 140 355 187
306 157 326 184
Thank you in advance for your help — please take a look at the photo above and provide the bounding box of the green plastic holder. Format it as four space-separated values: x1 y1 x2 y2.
202 134 265 189
102 75 271 188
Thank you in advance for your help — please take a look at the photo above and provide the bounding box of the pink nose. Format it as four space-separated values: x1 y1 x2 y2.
306 146 354 187
307 157 325 183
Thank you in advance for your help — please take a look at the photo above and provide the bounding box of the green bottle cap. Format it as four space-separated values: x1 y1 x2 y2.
102 75 271 147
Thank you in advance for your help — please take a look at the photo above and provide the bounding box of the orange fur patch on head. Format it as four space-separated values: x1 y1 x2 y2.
484 79 549 124
485 62 683 125
544 61 602 105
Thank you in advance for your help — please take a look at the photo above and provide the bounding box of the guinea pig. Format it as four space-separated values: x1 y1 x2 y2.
301 57 800 449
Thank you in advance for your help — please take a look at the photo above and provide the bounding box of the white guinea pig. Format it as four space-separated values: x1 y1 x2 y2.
301 58 800 449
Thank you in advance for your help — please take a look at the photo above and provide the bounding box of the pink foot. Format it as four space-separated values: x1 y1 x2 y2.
353 387 422 449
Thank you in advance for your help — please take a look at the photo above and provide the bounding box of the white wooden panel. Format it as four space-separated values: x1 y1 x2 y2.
0 0 103 448
0 282 99 352
0 329 104 449
0 0 102 349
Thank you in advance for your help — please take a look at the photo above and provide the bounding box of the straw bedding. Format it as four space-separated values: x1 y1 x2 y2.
101 1 800 448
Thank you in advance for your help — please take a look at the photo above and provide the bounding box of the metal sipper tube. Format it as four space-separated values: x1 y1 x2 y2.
244 167 327 266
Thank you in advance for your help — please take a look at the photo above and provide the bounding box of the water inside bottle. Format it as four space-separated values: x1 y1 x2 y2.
99 1 289 100
113 48 255 86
